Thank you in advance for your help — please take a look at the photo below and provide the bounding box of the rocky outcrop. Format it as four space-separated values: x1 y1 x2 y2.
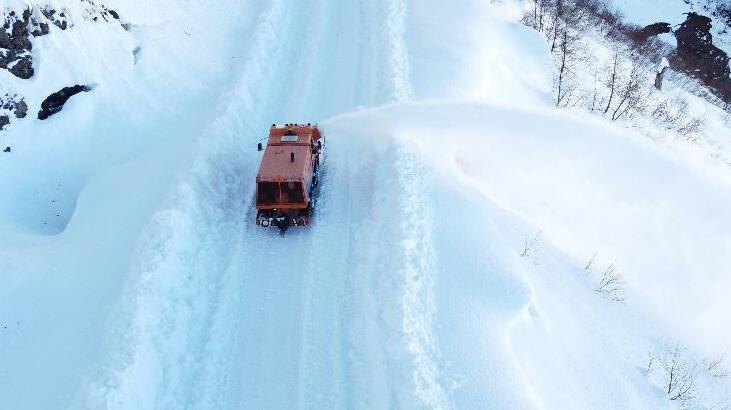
0 7 69 79
632 22 672 44
1 3 125 131
670 12 731 101
1 4 122 80
38 85 91 120
0 94 28 130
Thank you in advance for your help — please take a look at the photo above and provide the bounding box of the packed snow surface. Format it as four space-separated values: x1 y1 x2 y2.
1 0 730 409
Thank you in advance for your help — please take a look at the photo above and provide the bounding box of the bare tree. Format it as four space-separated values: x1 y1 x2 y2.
522 0 551 34
586 62 605 113
556 29 571 106
594 263 625 301
603 54 620 114
609 62 648 121
657 345 698 405
548 0 565 52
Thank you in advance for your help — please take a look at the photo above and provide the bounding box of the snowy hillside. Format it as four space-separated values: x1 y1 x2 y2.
1 0 731 409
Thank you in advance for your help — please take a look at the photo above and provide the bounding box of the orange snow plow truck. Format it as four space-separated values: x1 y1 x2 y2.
255 124 323 234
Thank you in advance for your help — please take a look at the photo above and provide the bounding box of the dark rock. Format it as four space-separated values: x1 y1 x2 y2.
3 147 10 153
31 22 50 37
0 94 27 124
633 22 672 44
1 6 71 79
0 115 9 130
8 55 33 79
38 85 90 120
40 8 68 31
1 9 33 79
670 12 731 101
108 10 119 20
13 99 27 118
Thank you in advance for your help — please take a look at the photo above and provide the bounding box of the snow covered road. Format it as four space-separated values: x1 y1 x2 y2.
2 0 731 408
91 0 450 408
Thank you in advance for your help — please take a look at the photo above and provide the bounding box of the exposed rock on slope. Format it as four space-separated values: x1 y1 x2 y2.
0 7 69 79
670 12 731 101
0 94 27 130
38 85 91 120
0 2 126 132
632 22 672 44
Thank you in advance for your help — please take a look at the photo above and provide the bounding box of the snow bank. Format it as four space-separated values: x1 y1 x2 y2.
329 100 731 352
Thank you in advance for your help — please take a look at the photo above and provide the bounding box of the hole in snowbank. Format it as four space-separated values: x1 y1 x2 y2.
132 46 141 64
2 180 80 236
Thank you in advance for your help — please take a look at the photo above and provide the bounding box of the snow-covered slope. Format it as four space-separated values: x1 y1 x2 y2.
1 0 730 409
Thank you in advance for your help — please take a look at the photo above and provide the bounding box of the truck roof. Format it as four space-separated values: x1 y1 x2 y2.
256 125 319 182
257 145 312 182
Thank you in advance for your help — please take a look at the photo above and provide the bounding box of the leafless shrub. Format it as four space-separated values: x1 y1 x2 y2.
648 96 706 141
594 263 625 301
647 351 656 374
520 231 542 260
584 251 598 272
601 56 652 120
722 103 731 126
652 345 698 405
705 352 730 379
708 400 731 410
676 115 706 142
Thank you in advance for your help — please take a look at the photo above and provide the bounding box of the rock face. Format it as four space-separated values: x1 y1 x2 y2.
671 12 731 101
1 3 124 131
1 5 119 80
38 85 91 120
0 7 69 79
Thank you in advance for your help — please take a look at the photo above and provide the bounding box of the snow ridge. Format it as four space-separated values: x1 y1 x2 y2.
387 0 413 102
396 145 451 410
